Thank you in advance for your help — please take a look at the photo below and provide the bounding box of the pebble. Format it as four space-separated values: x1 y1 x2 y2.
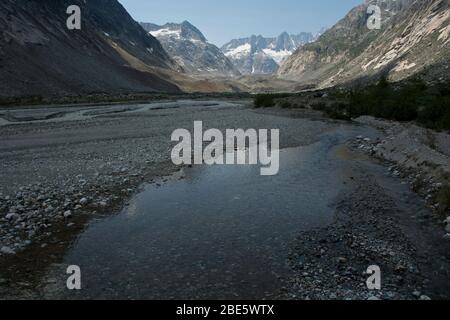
0 246 16 255
412 290 421 297
5 213 18 220
63 210 72 218
420 295 431 301
337 257 347 264
79 198 88 205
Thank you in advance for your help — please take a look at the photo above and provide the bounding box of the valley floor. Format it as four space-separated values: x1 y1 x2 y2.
0 99 449 299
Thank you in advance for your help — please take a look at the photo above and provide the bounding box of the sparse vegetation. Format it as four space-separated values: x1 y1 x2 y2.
346 78 450 129
254 78 450 130
280 101 292 109
436 185 450 214
253 93 293 108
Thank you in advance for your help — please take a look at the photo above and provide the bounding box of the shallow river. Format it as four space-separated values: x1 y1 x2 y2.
47 126 380 299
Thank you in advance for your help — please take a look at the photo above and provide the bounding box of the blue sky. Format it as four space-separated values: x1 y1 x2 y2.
119 0 363 46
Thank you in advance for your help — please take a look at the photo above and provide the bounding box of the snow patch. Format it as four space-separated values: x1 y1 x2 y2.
262 49 292 65
224 44 251 58
149 29 181 39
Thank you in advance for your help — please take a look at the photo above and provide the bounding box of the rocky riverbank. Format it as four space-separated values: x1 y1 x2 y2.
282 116 450 300
352 116 450 234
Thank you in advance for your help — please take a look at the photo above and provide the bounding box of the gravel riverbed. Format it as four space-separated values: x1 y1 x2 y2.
0 100 335 297
0 101 449 299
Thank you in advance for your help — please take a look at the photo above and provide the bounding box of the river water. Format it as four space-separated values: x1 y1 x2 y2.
46 126 380 299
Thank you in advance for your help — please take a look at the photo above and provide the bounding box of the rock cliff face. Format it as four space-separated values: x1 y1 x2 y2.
0 0 181 99
278 0 450 87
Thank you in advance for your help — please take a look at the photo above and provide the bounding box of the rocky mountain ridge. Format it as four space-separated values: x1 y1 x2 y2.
141 21 240 76
278 0 450 87
221 32 316 74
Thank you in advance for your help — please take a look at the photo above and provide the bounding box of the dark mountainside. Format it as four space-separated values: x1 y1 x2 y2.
278 0 450 88
0 0 181 100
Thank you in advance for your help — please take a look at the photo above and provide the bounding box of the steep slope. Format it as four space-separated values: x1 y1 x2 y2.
140 21 240 77
0 0 182 100
221 32 315 75
278 0 450 87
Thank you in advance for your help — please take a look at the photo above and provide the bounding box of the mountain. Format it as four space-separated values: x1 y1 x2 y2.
140 21 240 77
221 32 315 75
0 0 182 100
278 0 450 87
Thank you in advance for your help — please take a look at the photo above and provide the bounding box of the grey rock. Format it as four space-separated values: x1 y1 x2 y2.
445 224 450 233
367 296 380 301
5 213 19 220
0 246 16 255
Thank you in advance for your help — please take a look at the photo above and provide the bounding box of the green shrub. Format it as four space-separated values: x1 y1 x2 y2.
325 103 351 120
436 185 450 214
254 79 450 131
280 101 292 108
345 78 450 129
253 93 292 108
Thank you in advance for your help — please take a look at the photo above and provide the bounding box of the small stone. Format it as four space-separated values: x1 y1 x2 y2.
446 224 450 233
395 264 406 273
420 295 431 301
337 257 347 264
79 198 88 205
443 234 450 240
412 291 421 297
367 296 380 301
5 213 18 220
63 210 72 218
0 246 16 255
